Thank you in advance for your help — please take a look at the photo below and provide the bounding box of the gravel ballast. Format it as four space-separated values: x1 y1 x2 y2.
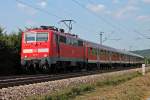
0 68 147 100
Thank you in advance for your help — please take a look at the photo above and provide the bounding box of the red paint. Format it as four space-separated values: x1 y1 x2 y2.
21 27 143 64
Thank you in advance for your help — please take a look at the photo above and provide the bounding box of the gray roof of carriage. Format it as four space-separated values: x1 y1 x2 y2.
85 40 144 58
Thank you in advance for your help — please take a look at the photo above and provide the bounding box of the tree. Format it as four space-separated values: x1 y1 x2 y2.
0 27 22 75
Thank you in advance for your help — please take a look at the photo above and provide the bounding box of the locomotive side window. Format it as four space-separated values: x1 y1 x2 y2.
78 40 83 46
36 33 48 41
66 38 71 45
25 32 36 42
72 39 77 46
60 35 66 43
66 37 83 46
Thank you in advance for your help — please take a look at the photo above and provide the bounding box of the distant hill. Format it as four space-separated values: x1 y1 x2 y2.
131 49 150 58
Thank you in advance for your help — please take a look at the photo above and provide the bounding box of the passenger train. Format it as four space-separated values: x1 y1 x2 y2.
21 26 144 73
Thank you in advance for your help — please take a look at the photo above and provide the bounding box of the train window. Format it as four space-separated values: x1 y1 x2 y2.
103 50 106 55
66 38 78 46
73 39 78 46
36 33 48 41
25 32 36 42
101 50 104 55
59 35 66 43
88 48 91 54
71 39 74 45
66 38 71 45
108 51 110 55
92 48 95 55
112 52 114 56
78 40 83 46
105 51 108 55
92 48 97 55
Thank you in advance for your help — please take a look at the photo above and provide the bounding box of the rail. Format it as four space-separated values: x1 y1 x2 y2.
0 67 147 89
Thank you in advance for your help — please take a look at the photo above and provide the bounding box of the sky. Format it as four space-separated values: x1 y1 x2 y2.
0 0 150 50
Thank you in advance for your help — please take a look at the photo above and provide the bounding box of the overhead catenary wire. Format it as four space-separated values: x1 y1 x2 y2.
72 0 125 45
15 0 148 46
71 0 123 32
134 30 149 39
15 0 120 38
91 0 149 39
15 0 97 34
73 0 148 40
16 0 62 19
84 0 122 42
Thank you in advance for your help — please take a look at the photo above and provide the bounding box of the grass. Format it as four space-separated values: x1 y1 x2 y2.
28 71 142 100
46 85 95 100
75 72 150 100
96 71 141 87
28 84 95 100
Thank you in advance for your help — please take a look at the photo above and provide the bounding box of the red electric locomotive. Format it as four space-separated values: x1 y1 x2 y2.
21 26 85 72
21 26 144 73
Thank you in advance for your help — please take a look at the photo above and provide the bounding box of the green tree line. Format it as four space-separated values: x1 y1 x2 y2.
0 27 22 75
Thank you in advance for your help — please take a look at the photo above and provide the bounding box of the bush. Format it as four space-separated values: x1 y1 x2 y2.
0 27 22 75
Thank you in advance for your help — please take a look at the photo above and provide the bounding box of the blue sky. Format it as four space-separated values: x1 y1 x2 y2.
0 0 150 50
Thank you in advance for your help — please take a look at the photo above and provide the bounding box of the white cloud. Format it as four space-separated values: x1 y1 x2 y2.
114 6 138 19
143 0 150 3
17 3 37 15
87 4 106 13
37 0 47 8
136 15 150 21
17 3 26 8
112 0 140 19
113 0 139 19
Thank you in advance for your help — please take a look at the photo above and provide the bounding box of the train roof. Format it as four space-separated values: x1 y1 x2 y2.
85 40 144 58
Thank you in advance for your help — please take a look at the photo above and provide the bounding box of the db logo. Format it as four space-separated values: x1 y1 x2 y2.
33 49 38 53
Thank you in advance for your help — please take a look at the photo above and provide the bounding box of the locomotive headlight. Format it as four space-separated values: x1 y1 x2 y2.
25 55 27 58
44 54 48 57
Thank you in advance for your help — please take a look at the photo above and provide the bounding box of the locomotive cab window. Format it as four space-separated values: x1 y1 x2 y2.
25 32 36 42
25 32 48 42
36 33 48 41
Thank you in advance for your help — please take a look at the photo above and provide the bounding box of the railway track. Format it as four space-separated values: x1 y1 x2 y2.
0 67 140 89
